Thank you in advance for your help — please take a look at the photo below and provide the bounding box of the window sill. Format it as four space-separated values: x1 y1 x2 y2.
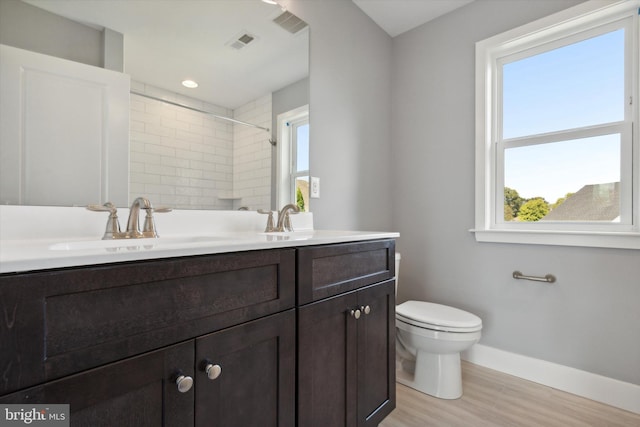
470 229 640 250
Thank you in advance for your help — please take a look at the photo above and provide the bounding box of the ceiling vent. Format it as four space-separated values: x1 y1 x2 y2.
272 11 308 34
227 32 257 50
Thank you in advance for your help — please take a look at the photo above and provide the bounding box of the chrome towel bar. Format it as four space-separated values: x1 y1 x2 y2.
513 271 556 283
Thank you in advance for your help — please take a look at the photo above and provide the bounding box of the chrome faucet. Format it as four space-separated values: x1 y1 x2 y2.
258 209 276 232
125 197 172 238
276 204 299 232
86 202 122 240
87 198 171 239
126 197 153 238
257 204 299 233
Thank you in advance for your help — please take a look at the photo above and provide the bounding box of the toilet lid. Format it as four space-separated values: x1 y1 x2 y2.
396 301 482 332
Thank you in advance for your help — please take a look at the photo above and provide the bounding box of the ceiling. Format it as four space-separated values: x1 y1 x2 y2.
23 0 308 109
20 0 472 109
352 0 475 37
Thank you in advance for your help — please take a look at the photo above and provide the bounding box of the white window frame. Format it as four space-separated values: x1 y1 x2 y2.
473 0 640 249
276 105 309 209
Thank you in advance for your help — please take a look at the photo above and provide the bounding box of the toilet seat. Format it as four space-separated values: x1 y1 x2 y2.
396 301 482 333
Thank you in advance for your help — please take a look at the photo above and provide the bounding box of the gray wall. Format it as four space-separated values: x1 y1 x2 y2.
0 0 103 67
286 0 393 231
272 77 309 137
390 0 640 385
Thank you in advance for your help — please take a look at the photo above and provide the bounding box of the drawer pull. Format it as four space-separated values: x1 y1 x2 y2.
175 375 193 393
205 363 222 380
361 305 371 315
350 308 361 319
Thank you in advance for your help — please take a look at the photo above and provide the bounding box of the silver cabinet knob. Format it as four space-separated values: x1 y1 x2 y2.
175 375 193 393
361 305 371 315
205 363 222 380
350 308 361 319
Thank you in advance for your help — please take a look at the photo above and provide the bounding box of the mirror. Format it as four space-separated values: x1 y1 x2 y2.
0 0 309 210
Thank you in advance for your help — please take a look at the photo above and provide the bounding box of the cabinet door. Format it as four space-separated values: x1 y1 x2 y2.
195 310 295 427
357 280 396 427
298 292 359 427
0 341 194 427
298 280 396 427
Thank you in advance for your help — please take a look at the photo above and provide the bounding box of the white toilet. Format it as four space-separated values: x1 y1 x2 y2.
394 253 482 399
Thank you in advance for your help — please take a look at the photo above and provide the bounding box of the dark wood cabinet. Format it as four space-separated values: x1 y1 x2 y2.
298 291 358 427
0 310 296 427
297 239 395 305
356 281 396 427
0 249 296 426
195 310 295 427
297 240 396 427
0 249 295 394
0 239 396 426
0 341 195 427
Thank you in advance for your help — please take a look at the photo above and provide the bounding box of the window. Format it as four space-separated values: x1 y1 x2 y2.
474 0 639 249
291 118 310 212
276 105 310 211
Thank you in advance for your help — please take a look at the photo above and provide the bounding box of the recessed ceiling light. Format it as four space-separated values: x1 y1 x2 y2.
182 80 198 88
261 0 278 5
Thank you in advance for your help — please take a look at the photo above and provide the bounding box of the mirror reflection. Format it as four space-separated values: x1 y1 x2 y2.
0 0 309 210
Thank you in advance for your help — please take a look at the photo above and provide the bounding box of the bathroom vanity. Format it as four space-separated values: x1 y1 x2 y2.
0 213 396 427
297 241 396 427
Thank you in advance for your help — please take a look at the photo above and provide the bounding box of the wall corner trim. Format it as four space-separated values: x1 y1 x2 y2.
462 344 640 415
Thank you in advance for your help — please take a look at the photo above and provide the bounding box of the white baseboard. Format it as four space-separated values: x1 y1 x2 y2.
462 344 640 415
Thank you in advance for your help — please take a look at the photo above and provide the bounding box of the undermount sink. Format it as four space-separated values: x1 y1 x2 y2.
49 235 229 251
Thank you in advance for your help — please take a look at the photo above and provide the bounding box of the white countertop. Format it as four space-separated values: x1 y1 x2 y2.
0 206 398 274
0 230 398 273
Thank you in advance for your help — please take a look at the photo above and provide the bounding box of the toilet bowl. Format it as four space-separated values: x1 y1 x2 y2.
395 254 482 399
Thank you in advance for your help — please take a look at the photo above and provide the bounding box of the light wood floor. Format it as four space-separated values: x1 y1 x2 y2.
379 361 640 427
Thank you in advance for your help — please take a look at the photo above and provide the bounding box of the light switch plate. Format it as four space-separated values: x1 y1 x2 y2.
310 176 320 198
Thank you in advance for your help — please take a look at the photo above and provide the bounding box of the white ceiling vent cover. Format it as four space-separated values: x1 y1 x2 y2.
226 32 257 50
272 11 308 34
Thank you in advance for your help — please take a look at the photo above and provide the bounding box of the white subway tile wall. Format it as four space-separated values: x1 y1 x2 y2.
232 93 272 211
129 82 272 210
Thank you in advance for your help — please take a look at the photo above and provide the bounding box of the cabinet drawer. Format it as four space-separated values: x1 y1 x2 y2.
297 240 395 304
0 249 295 395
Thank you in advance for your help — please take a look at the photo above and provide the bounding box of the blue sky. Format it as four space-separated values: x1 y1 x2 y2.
502 28 624 203
296 123 310 172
